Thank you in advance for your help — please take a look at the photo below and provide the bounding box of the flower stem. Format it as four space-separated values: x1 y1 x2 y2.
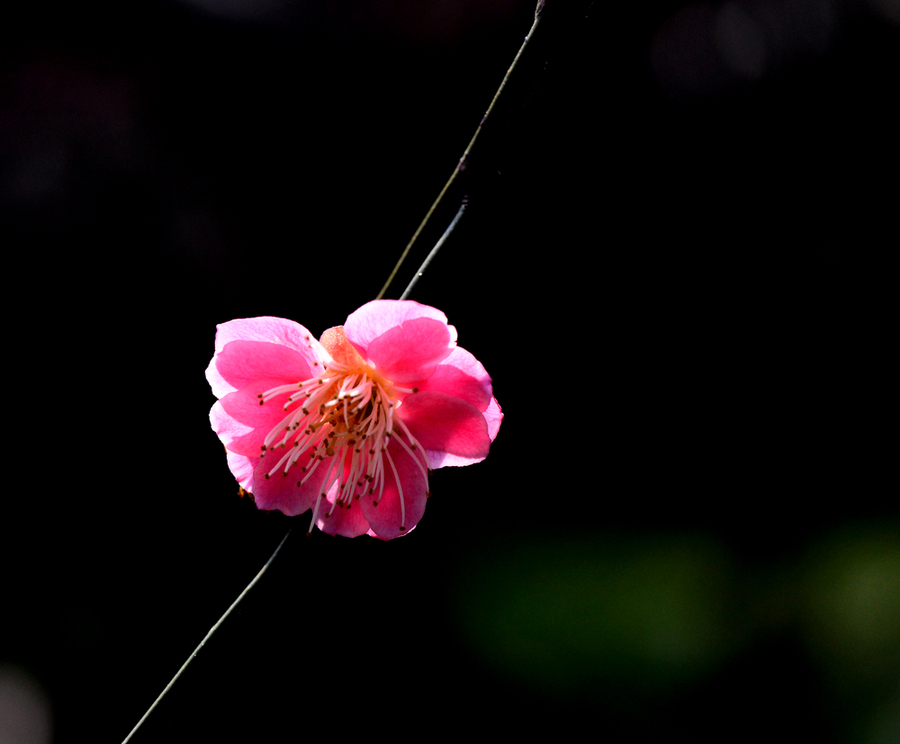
121 528 294 744
399 198 468 301
375 4 545 301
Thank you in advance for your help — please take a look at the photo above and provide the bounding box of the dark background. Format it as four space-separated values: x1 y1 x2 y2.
2 1 898 742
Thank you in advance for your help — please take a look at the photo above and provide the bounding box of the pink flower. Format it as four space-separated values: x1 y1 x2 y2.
206 300 501 539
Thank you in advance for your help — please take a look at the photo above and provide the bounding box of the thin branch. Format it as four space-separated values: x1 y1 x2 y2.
375 6 545 300
399 198 468 301
121 528 294 744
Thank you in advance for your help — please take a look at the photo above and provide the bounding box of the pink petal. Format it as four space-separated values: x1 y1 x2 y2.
364 317 456 383
210 377 299 457
212 340 316 396
225 450 255 492
419 346 494 412
209 400 258 459
483 397 503 442
358 440 428 539
397 391 492 468
343 300 456 353
217 377 295 425
316 496 372 538
206 317 323 397
251 449 325 517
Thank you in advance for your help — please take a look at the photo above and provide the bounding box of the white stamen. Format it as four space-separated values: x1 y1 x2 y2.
384 446 405 530
255 356 428 533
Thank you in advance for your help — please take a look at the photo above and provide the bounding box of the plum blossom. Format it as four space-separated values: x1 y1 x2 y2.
206 300 501 539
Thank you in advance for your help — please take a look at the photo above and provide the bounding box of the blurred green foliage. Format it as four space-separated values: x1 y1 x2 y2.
801 527 900 702
453 522 900 741
454 531 738 699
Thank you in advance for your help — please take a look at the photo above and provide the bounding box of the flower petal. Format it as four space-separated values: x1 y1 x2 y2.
209 399 258 460
359 440 427 539
206 317 323 397
212 340 317 396
224 450 255 492
343 300 456 353
398 391 492 468
365 318 456 382
317 496 372 538
218 377 295 425
483 397 503 442
251 449 326 517
419 346 494 412
209 377 303 461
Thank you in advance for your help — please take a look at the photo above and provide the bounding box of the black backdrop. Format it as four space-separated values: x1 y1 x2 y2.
2 1 898 742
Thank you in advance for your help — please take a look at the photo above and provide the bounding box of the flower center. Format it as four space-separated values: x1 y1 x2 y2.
255 328 429 533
